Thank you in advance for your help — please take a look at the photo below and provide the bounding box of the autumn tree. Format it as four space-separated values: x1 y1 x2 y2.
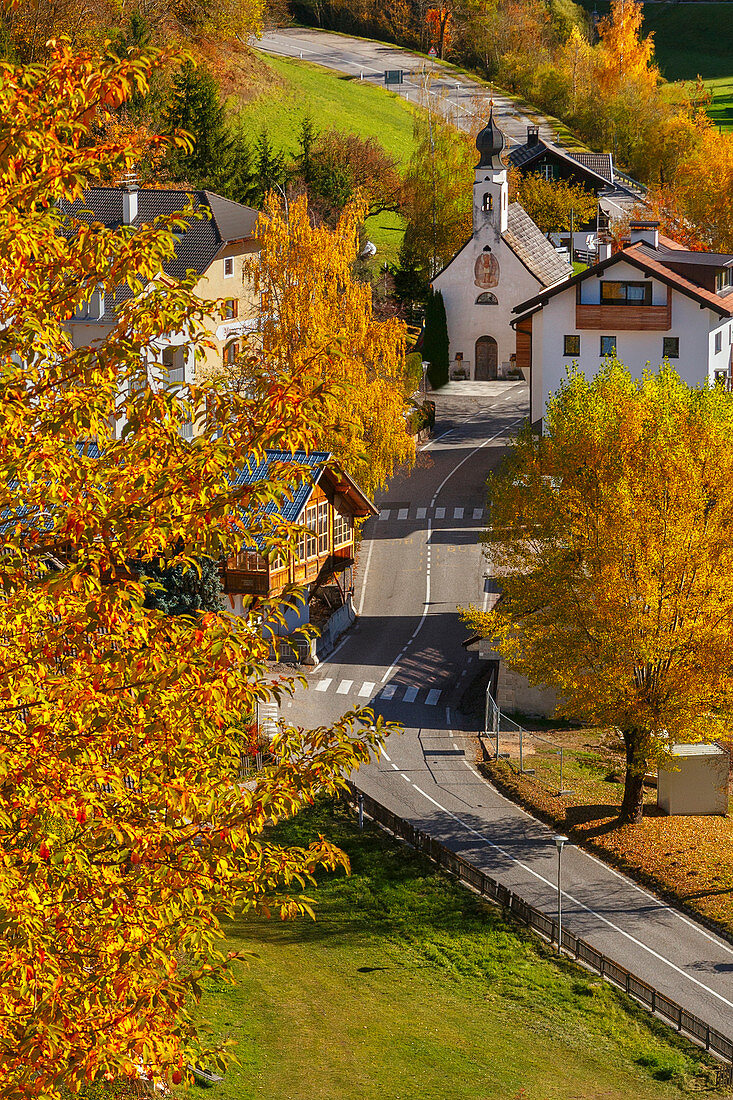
595 0 658 98
302 128 403 221
401 108 474 280
516 172 598 234
0 39 390 1098
462 363 733 825
240 194 415 496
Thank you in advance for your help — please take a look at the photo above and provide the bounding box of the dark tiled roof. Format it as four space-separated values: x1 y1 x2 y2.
507 138 614 191
506 143 545 171
231 450 330 523
60 187 258 283
567 151 613 183
504 203 572 287
653 246 733 268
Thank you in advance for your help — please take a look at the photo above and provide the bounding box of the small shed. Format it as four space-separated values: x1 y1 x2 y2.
657 743 730 816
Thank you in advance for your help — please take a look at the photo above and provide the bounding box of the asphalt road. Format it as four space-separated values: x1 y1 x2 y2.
288 383 733 1045
255 27 556 146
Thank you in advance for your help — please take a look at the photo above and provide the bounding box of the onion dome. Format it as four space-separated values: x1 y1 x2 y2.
476 105 505 169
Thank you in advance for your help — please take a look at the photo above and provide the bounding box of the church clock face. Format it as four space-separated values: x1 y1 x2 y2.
474 251 500 288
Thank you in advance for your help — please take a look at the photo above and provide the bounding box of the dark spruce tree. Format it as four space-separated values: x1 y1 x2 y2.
141 556 224 617
421 288 449 389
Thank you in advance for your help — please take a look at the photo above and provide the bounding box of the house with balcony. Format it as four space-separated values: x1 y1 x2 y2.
512 222 733 428
223 450 378 660
60 182 260 432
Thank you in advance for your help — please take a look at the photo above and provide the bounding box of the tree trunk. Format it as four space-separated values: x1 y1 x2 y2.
618 728 647 825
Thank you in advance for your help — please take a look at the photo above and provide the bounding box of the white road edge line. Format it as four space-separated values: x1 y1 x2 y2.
402 780 733 1011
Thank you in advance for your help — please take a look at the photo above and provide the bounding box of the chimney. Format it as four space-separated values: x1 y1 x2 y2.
629 221 659 249
597 237 612 262
122 180 139 226
527 125 539 147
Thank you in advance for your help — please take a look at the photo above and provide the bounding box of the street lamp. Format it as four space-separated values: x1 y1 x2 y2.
554 834 569 954
421 360 430 398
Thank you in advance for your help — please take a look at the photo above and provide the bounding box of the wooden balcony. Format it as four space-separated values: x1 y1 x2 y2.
576 294 671 331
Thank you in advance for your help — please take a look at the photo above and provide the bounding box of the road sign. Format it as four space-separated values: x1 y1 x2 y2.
384 69 403 85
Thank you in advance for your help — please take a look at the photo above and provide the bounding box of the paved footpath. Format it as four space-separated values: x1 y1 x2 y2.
288 382 733 1047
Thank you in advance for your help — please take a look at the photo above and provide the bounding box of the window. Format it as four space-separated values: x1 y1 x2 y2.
714 369 729 388
541 164 556 181
305 504 318 559
482 193 493 212
223 257 234 278
563 335 580 356
239 549 267 572
223 340 240 367
475 292 498 305
600 335 616 356
600 281 652 305
333 511 353 547
662 337 679 359
715 330 723 354
318 501 329 555
715 267 733 293
223 298 238 319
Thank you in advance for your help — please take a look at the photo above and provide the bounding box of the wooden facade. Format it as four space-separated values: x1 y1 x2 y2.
222 463 376 608
576 285 671 331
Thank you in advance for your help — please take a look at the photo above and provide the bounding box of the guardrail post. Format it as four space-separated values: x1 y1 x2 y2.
358 793 364 830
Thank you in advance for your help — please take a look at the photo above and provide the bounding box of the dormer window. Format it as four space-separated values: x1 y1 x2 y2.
715 268 733 293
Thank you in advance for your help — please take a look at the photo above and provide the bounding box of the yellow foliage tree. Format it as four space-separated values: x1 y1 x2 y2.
516 172 598 234
596 0 658 98
462 363 733 825
242 194 415 498
0 39 390 1098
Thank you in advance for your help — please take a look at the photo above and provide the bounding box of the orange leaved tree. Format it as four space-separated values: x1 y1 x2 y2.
462 363 733 825
0 39 389 1098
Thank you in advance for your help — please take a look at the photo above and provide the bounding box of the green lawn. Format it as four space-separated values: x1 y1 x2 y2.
240 53 418 166
187 799 720 1100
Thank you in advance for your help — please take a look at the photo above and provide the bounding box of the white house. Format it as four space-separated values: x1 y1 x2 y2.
431 109 571 381
512 222 733 427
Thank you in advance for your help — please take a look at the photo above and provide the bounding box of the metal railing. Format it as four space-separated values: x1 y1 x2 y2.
484 693 576 795
347 782 733 1081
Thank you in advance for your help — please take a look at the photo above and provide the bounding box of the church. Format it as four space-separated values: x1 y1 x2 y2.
431 109 572 381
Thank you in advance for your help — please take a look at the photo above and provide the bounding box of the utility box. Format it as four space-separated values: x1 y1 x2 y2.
657 743 730 816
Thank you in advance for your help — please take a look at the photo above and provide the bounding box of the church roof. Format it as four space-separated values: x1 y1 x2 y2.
504 204 573 287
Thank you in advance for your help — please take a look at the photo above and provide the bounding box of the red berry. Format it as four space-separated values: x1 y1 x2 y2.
39 841 50 860
130 851 141 865
171 1070 182 1085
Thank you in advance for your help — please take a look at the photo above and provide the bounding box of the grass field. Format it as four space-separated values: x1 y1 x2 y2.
482 729 733 934
240 52 418 166
186 799 722 1100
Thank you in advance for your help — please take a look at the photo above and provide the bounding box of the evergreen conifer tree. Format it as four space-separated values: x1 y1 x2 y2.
421 288 449 388
140 556 224 617
164 62 229 189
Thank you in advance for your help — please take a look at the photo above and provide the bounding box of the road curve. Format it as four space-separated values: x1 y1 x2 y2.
289 383 733 1044
255 27 556 146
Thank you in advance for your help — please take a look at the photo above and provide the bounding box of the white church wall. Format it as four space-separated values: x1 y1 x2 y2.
434 242 543 379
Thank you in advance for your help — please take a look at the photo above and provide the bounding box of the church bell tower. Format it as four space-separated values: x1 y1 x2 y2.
474 106 508 240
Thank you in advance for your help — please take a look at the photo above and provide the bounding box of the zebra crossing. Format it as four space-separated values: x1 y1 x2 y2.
375 504 484 522
313 677 443 706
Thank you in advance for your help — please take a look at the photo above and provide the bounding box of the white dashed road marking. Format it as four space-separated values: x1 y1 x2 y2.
359 681 375 697
454 506 464 519
315 679 332 692
398 507 409 520
425 689 441 706
336 679 353 694
434 507 445 519
416 506 427 520
403 686 418 703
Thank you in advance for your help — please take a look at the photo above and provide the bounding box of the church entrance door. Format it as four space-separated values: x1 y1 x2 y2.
475 336 498 380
